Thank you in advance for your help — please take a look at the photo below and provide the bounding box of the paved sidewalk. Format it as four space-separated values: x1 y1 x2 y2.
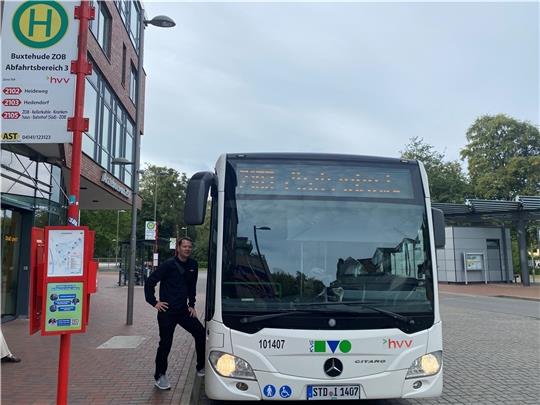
1 272 205 405
438 282 540 301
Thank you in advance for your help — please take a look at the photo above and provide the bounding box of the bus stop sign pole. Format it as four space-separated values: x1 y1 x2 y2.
59 2 93 405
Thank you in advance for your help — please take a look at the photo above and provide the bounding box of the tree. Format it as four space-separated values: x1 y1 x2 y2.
461 114 540 200
80 165 212 264
400 137 471 203
192 205 211 266
80 209 131 258
138 164 189 262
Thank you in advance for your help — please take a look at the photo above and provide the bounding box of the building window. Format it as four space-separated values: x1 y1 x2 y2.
82 63 135 186
129 1 140 47
83 80 98 157
99 85 113 170
129 64 137 103
124 119 134 185
121 44 127 87
90 1 111 56
115 0 140 50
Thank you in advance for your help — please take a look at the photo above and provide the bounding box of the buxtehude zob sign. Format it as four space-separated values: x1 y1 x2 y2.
1 1 77 144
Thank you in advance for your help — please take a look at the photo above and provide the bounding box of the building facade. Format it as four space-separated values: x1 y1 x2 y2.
436 226 513 283
1 0 146 320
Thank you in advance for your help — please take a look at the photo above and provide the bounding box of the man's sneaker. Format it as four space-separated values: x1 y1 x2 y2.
196 368 205 377
154 374 171 390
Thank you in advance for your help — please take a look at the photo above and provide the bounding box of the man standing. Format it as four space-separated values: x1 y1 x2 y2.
145 237 205 390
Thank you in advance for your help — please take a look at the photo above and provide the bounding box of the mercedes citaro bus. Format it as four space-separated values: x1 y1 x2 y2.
185 153 445 401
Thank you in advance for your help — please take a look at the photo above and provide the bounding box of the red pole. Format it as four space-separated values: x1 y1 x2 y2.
57 334 71 405
59 2 94 405
67 0 93 226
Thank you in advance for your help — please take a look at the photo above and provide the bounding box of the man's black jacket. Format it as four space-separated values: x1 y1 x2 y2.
144 256 198 311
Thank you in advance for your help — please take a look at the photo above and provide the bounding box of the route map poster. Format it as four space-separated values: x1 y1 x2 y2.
44 282 83 332
47 229 84 276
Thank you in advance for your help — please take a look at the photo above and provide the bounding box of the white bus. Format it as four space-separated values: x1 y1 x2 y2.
185 153 445 401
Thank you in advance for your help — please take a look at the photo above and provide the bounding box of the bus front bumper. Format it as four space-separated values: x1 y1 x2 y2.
204 365 443 401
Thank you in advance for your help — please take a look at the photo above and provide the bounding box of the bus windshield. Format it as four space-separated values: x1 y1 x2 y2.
221 159 434 332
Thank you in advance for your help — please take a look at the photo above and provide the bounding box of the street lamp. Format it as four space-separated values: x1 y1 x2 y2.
253 225 271 270
112 10 175 326
181 226 188 237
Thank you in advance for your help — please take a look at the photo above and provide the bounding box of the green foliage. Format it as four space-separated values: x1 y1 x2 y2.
400 137 471 203
80 209 131 257
461 114 540 199
138 164 193 262
270 271 325 298
192 205 211 263
138 164 187 241
79 164 211 264
137 164 211 264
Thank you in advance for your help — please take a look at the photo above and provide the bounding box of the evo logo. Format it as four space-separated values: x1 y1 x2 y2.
309 339 351 353
383 338 413 349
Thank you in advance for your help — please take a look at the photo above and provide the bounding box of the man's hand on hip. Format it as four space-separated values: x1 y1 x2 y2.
154 301 169 312
188 307 197 318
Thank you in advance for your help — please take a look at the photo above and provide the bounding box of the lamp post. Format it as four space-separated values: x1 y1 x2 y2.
115 209 126 285
153 170 166 271
112 11 175 326
181 226 188 237
253 225 271 270
115 209 126 268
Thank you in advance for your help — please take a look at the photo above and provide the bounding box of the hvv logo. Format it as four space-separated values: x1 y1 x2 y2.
48 76 70 84
383 338 413 349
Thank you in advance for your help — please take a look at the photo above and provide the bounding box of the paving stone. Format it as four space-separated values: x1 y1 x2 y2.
1 272 205 405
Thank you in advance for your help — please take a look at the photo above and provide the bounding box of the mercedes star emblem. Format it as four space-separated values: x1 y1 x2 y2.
324 357 343 377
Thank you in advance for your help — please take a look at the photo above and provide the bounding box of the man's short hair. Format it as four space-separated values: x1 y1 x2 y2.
178 237 193 246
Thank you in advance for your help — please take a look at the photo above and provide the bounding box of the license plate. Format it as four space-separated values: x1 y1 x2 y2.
307 385 361 400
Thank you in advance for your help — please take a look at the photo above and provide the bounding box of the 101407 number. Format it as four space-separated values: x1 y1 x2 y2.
258 339 285 349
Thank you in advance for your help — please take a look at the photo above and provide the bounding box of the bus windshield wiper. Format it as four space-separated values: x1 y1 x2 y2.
239 310 316 324
296 301 415 325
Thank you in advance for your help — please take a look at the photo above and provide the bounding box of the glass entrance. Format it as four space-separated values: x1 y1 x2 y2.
1 208 22 318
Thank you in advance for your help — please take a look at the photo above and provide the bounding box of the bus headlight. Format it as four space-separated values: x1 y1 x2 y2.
209 351 256 380
405 351 442 379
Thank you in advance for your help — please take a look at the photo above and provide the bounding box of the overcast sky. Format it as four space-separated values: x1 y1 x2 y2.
140 1 539 177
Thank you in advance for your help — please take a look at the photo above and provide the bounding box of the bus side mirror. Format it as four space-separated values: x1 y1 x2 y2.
431 208 445 249
185 171 215 225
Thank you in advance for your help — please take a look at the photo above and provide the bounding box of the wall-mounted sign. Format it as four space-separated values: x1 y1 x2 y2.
44 282 83 333
1 1 78 143
145 221 156 240
464 253 484 271
101 172 130 198
169 237 177 250
463 252 488 285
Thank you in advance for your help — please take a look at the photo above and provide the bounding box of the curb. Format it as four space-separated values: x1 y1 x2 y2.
189 363 203 405
441 291 540 302
178 348 195 404
494 295 540 302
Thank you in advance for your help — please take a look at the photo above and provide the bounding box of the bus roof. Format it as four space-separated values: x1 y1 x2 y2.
225 153 419 166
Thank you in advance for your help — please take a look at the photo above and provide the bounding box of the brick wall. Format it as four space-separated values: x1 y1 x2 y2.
64 143 130 202
64 143 142 209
